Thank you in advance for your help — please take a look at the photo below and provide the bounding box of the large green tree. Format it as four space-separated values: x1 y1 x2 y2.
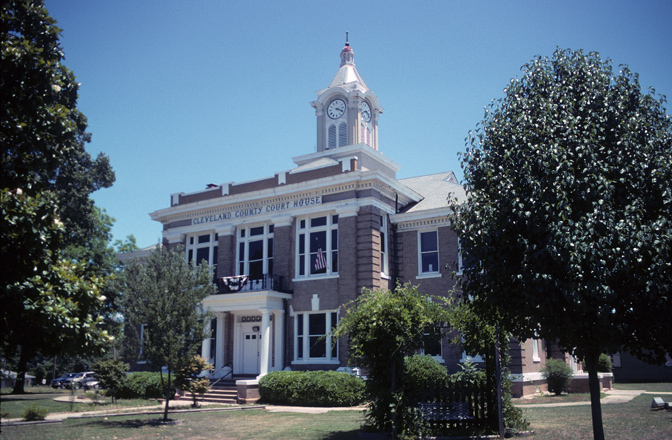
333 283 450 436
453 48 672 440
1 0 115 393
119 246 215 421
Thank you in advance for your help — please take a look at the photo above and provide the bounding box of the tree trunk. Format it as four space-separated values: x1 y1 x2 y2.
11 346 31 394
585 351 605 440
163 372 171 421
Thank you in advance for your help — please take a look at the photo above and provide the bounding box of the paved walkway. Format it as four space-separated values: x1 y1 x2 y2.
4 389 671 424
514 389 672 408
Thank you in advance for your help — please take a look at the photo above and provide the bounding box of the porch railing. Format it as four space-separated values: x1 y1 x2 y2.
216 274 292 294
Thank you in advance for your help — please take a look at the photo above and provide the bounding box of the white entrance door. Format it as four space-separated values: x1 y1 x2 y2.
242 332 261 375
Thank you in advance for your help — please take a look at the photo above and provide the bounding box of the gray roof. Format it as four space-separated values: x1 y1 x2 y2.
399 171 467 213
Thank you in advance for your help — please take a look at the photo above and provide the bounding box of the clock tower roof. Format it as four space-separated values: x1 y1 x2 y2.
324 35 369 92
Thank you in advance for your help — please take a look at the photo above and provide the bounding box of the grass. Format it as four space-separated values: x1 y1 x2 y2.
0 389 156 420
0 408 367 440
614 382 672 392
520 394 672 440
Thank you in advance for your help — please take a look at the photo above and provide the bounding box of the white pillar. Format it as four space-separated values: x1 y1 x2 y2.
215 312 226 371
201 318 211 363
274 309 284 371
259 308 272 377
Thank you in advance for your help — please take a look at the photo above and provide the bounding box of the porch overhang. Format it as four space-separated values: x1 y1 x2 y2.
202 290 292 313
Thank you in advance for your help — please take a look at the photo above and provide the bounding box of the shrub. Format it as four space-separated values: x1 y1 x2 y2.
23 404 48 421
597 353 613 373
403 355 448 394
116 372 173 399
541 358 573 395
259 370 365 407
93 358 129 402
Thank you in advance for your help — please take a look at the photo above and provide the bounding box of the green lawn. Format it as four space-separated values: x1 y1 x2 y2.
0 408 367 440
614 382 672 392
0 390 156 420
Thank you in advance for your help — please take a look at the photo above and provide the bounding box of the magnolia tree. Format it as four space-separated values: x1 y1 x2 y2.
453 48 672 440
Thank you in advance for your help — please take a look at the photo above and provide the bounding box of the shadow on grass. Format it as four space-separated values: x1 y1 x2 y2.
73 418 160 430
321 429 368 440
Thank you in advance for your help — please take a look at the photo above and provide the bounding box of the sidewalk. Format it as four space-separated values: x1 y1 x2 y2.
514 389 672 408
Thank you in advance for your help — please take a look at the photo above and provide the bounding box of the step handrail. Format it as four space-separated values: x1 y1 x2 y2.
208 362 234 388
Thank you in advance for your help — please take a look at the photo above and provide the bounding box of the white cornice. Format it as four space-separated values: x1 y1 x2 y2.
391 206 455 231
150 169 420 225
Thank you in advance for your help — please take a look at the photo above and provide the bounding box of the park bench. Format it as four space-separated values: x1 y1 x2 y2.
418 401 474 423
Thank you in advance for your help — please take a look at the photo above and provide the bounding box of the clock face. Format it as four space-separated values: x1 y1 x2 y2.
327 99 346 119
361 101 372 122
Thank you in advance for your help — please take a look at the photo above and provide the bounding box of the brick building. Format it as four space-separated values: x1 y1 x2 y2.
147 39 585 394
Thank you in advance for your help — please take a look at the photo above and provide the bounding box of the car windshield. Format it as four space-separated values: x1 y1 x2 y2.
74 373 85 378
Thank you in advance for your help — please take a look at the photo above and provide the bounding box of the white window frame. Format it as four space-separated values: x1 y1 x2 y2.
380 215 389 277
456 238 463 275
236 224 274 279
532 338 541 363
295 214 338 279
293 311 339 365
186 232 219 271
417 229 440 278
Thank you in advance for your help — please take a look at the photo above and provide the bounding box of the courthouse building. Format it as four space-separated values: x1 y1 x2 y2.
147 39 569 393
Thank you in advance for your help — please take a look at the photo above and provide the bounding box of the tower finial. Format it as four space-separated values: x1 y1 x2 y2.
345 31 349 46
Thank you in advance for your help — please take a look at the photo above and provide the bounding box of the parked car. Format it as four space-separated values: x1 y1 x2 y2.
81 375 100 390
61 371 96 389
51 373 77 389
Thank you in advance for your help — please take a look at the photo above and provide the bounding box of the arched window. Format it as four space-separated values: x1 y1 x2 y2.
328 125 336 149
338 122 347 147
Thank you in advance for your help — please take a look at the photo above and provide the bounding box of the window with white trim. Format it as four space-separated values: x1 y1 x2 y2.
187 232 219 273
419 230 439 275
327 122 348 149
380 215 389 276
296 215 338 278
456 238 463 275
532 338 541 363
294 311 338 363
138 324 148 363
237 224 273 280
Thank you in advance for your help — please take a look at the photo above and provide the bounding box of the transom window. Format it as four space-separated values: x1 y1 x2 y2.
237 224 273 280
419 230 439 275
296 215 338 278
294 311 338 363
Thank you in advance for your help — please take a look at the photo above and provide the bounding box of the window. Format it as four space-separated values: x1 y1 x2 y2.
327 122 348 149
138 324 148 363
296 215 338 278
237 224 273 279
532 338 541 363
294 311 338 363
380 215 388 276
187 232 219 275
419 230 439 275
421 328 442 359
456 238 463 275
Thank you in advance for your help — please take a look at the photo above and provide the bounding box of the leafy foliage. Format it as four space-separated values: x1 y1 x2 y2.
597 353 613 373
174 355 213 407
1 0 116 393
259 370 365 407
93 358 129 403
119 245 215 420
115 372 170 400
541 359 574 395
22 404 48 421
333 283 451 435
403 355 448 393
453 47 672 439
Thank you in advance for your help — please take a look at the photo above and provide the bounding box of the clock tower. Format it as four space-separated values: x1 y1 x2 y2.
311 36 382 152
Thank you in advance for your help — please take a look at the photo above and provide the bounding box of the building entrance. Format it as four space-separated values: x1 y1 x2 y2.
242 331 261 375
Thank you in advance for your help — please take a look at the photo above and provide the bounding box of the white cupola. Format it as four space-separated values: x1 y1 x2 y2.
311 34 383 153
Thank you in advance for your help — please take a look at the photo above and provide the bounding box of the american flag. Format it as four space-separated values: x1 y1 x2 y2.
314 247 327 272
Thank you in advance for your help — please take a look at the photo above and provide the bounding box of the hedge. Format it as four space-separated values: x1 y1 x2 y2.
259 370 365 407
115 372 175 399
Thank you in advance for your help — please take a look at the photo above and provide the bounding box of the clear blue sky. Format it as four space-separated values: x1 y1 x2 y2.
45 0 672 249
